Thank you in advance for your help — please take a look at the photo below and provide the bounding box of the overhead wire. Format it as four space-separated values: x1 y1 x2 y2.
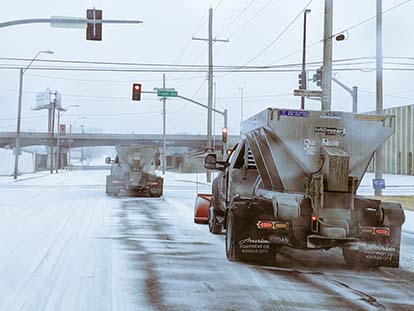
268 0 412 66
215 0 257 38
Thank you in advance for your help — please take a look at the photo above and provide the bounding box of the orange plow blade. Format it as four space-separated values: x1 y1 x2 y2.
194 194 212 224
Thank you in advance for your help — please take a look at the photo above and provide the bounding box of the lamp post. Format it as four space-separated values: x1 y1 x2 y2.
56 105 80 173
68 117 86 167
14 50 54 179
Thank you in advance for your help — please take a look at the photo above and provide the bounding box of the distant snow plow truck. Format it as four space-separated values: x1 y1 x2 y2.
105 144 163 197
195 108 405 268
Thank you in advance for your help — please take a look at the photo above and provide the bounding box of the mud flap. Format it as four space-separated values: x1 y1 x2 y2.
343 226 402 268
226 208 276 264
344 201 404 268
106 176 122 196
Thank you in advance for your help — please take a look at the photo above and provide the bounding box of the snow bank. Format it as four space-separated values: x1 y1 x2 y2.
0 149 34 176
404 211 414 234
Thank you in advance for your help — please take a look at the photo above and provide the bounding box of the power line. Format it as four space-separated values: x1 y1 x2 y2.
268 0 412 66
216 0 257 38
214 0 274 58
216 0 313 79
242 0 313 67
25 73 206 83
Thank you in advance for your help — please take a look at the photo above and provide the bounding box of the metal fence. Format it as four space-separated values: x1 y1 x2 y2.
369 104 413 175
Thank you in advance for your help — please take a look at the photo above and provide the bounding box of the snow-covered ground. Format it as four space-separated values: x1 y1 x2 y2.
2 169 413 234
0 149 34 176
0 169 412 310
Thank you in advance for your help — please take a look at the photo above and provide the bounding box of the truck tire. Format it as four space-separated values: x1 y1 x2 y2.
212 180 222 212
208 206 222 234
225 210 239 261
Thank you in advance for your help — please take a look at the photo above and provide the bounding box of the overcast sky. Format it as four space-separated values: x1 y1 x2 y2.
0 0 413 135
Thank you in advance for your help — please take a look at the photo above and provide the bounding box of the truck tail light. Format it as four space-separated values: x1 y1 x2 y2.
274 223 288 229
311 214 318 232
359 227 390 236
256 221 289 230
375 228 390 236
257 221 273 229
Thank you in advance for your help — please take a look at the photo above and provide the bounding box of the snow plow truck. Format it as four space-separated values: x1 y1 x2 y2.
195 108 405 268
105 144 163 197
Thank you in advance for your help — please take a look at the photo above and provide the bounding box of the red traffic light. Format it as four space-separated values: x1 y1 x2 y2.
132 83 142 101
222 127 228 143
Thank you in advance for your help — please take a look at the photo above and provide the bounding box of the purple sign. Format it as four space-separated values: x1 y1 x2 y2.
279 109 310 117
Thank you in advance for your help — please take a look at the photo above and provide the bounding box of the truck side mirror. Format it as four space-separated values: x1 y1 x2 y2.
155 159 161 167
204 153 217 170
105 157 111 164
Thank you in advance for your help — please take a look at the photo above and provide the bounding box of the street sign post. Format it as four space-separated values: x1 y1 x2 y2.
293 89 323 97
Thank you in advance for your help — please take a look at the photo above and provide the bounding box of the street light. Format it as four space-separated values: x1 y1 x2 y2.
14 50 54 179
56 105 80 173
68 117 86 167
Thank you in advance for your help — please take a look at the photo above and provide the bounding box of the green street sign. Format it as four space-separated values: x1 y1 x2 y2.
157 90 178 97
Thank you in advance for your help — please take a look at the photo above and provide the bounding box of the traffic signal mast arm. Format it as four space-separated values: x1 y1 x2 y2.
0 17 142 29
141 90 228 131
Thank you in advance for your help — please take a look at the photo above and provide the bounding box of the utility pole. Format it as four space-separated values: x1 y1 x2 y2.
322 0 333 111
301 9 311 110
56 109 61 173
193 7 229 182
80 125 85 164
50 94 56 174
13 69 23 179
239 87 245 124
69 124 72 166
375 0 384 196
162 73 167 175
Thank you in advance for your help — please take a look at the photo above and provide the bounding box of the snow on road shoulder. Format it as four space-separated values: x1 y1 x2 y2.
404 211 414 234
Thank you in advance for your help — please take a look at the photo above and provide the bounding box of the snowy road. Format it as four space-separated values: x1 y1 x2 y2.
0 170 413 311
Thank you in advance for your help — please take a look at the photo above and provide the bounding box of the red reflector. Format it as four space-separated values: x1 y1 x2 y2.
257 221 273 229
375 228 389 236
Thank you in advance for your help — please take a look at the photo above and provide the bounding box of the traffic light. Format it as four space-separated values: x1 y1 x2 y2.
313 68 323 87
222 127 228 144
132 83 142 101
86 8 102 41
298 71 306 90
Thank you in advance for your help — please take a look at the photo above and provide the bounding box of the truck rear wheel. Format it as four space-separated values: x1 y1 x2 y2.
225 210 239 261
209 207 222 234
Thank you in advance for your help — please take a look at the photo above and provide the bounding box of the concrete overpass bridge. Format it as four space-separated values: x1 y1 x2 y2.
0 132 240 150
